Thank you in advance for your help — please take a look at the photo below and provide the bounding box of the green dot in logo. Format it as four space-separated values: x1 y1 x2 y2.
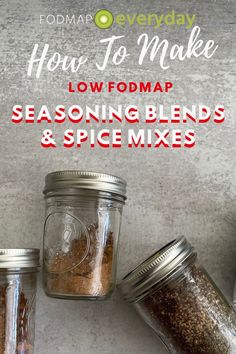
94 9 114 29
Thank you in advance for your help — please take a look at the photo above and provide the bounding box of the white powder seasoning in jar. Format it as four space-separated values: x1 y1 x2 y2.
120 237 236 354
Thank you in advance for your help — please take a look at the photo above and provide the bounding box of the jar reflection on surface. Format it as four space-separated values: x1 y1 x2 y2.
120 238 236 354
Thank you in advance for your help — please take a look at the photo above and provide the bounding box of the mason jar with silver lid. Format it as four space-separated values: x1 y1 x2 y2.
0 248 40 354
120 237 236 354
43 170 127 300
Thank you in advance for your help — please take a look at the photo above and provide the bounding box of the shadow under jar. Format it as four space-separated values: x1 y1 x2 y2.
0 249 40 354
43 170 127 300
120 237 236 354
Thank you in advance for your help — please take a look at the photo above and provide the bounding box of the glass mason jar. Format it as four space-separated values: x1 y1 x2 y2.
43 170 127 300
120 237 236 354
0 249 40 354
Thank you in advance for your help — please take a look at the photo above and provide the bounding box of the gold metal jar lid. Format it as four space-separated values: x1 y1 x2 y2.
119 237 196 303
0 249 40 269
43 170 127 200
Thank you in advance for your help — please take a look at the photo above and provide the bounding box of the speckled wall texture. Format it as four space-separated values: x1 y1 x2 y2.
0 0 236 353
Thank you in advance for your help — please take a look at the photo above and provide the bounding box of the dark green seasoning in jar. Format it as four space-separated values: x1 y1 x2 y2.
120 237 236 354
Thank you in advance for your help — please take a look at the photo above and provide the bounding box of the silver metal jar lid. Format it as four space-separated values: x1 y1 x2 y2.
120 237 195 303
43 170 127 200
0 249 40 269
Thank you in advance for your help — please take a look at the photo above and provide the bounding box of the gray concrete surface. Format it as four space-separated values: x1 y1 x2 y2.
0 0 236 353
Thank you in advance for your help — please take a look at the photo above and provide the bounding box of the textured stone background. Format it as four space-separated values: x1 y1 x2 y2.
0 0 236 353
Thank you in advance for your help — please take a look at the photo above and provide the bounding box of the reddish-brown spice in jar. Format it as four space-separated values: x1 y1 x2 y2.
45 225 114 298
